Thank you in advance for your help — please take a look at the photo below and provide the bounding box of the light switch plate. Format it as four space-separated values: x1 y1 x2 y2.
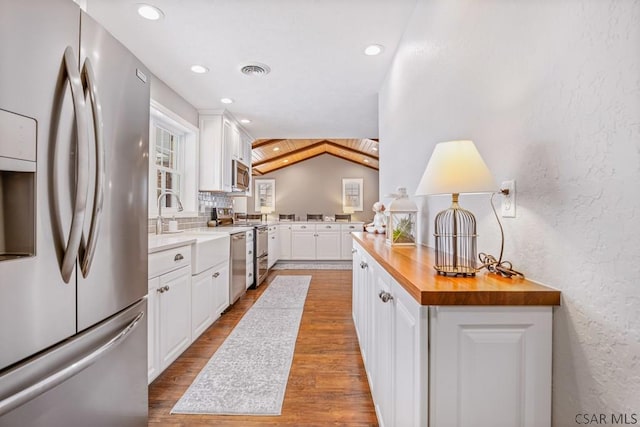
501 180 516 218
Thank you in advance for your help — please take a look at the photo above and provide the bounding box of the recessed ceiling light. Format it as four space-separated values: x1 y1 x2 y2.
283 159 289 163
364 159 370 163
137 4 164 20
372 147 378 151
240 119 251 124
273 147 280 151
220 98 233 104
190 65 209 74
364 44 384 56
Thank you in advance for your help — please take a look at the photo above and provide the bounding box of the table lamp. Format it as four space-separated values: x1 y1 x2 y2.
260 206 273 222
415 140 497 276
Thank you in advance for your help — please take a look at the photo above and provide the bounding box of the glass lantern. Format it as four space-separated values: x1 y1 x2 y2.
386 187 418 246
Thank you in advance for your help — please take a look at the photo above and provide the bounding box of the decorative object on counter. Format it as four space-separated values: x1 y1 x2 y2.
342 178 363 212
171 275 311 416
334 213 351 222
386 189 417 245
306 213 323 221
260 206 273 222
365 201 386 233
255 178 275 212
279 213 295 221
416 140 496 277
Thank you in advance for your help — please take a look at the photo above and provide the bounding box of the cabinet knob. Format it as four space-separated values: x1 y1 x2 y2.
248 250 252 254
158 285 170 293
351 248 357 254
360 261 368 269
325 225 331 228
213 272 220 278
249 273 253 277
174 253 184 262
378 291 393 303
301 225 306 229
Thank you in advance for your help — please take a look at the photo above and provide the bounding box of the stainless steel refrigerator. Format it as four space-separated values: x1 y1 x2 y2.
0 1 149 425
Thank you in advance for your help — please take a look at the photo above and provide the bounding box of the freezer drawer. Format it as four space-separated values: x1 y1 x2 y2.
0 299 148 427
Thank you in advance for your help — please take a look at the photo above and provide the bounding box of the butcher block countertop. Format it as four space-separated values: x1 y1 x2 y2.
352 232 561 306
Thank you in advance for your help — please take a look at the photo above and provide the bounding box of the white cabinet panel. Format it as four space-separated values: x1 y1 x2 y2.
268 225 279 267
212 262 230 317
147 277 160 384
191 269 215 341
429 306 552 427
291 231 316 260
279 224 292 259
158 265 191 372
315 231 340 260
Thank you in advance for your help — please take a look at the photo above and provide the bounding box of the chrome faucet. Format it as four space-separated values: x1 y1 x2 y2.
156 190 183 234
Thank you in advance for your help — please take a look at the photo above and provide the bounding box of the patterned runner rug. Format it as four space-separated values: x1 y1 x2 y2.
171 275 311 415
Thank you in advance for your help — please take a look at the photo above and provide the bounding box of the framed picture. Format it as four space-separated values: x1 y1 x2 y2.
254 179 276 212
342 178 363 212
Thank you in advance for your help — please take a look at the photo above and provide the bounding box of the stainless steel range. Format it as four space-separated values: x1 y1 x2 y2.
211 208 269 288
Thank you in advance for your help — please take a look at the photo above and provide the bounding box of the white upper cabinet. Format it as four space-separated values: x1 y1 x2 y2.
198 112 252 193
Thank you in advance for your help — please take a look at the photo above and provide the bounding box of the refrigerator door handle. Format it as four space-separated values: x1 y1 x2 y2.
79 57 105 278
0 311 144 417
60 46 90 283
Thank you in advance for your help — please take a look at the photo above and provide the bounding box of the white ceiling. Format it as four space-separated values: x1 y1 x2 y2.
84 0 416 139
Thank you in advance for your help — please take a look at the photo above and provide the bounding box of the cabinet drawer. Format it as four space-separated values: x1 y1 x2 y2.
148 245 192 279
292 223 315 232
341 223 362 232
317 223 340 232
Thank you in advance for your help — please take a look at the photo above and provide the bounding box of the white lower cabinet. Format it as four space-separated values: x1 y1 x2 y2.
191 260 230 342
279 224 292 259
429 306 552 427
212 261 230 317
291 229 316 260
268 225 279 268
148 264 192 384
352 240 552 427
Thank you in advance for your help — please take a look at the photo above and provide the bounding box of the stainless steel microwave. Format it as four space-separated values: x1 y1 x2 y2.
232 159 250 192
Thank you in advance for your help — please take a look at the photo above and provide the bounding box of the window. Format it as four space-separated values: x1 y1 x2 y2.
153 125 183 209
149 100 198 217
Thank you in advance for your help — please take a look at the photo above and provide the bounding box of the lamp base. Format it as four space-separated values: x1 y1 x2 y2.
434 265 476 277
433 193 478 277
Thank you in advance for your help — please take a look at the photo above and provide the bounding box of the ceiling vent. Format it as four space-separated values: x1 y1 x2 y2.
240 63 271 76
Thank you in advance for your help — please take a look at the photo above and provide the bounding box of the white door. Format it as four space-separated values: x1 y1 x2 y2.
212 262 230 316
191 269 214 341
316 231 341 260
159 266 191 370
279 225 292 259
147 277 160 383
291 231 316 260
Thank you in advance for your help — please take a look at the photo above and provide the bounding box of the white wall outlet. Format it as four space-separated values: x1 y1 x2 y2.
501 180 516 218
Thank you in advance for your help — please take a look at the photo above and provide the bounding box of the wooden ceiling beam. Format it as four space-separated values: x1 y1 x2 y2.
256 152 328 174
324 152 379 171
251 139 286 149
252 140 328 167
325 141 379 160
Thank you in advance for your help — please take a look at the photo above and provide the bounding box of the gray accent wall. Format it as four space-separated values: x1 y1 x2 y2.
247 154 379 223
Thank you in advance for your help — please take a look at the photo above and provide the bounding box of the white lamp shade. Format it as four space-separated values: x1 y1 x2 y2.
415 140 497 195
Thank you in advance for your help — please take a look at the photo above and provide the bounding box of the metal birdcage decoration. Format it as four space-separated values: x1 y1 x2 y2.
433 193 478 276
386 188 417 246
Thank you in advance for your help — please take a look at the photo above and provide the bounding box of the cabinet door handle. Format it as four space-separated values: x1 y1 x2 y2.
351 248 357 254
378 291 393 303
248 250 252 255
213 272 220 278
360 261 368 269
248 273 252 277
157 287 164 294
174 253 184 262
301 225 306 229
163 285 170 292
325 225 331 229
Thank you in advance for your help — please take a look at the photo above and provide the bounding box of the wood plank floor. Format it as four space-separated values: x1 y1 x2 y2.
148 269 378 426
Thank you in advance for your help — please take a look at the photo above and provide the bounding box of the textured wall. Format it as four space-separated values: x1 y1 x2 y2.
379 0 640 423
247 154 379 223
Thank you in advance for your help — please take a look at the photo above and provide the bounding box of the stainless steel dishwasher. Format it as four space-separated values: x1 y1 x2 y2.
230 232 247 304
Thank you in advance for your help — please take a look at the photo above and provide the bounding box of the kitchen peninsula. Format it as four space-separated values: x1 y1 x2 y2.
351 232 560 427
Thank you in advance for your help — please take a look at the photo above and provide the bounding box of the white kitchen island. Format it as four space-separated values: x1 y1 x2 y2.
351 232 561 427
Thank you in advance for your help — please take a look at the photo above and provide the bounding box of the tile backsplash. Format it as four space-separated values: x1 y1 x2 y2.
147 193 233 234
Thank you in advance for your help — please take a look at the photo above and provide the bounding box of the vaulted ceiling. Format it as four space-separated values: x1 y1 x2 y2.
252 139 379 175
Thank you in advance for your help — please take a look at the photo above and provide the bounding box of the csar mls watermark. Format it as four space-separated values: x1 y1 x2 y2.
575 413 638 425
